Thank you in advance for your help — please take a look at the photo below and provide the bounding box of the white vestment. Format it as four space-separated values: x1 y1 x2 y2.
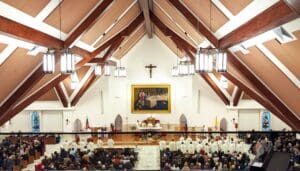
169 141 177 151
107 138 114 148
159 140 167 151
188 142 195 154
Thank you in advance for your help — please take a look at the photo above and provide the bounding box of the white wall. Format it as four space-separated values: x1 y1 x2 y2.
3 35 291 132
0 110 63 132
238 109 291 131
65 35 234 130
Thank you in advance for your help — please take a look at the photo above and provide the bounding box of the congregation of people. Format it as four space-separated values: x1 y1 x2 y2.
36 138 138 170
0 136 44 170
159 135 252 170
273 133 300 170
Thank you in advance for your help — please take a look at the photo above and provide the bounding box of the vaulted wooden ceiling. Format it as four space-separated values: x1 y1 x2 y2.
0 0 299 130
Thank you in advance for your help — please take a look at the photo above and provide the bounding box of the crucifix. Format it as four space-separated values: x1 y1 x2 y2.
145 64 157 78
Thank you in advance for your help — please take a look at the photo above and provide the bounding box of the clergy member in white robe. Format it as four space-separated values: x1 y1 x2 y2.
98 139 103 147
159 140 167 151
179 141 187 153
107 138 114 148
211 141 219 153
169 140 177 151
187 141 195 154
196 141 203 152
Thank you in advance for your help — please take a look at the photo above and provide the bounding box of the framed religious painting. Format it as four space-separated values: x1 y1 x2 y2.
131 84 171 113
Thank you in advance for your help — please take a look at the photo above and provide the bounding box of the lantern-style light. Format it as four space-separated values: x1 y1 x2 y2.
61 49 75 74
43 49 55 74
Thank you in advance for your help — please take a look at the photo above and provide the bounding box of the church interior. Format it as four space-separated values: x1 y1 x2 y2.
0 0 299 170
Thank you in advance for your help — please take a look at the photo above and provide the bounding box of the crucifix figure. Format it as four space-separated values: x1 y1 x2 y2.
145 64 157 78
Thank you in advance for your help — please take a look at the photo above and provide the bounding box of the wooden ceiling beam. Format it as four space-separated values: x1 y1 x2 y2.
0 53 61 117
233 88 242 106
169 0 299 129
71 74 97 106
0 16 91 58
168 0 218 47
219 0 299 49
54 84 69 108
227 52 299 127
0 14 143 125
138 0 153 38
0 16 63 49
64 0 114 48
88 13 144 59
0 74 68 126
151 12 230 105
285 0 300 14
223 72 300 130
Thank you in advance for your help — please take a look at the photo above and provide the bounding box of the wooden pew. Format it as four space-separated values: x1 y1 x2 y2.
21 160 28 169
13 165 21 171
28 155 35 164
34 151 41 160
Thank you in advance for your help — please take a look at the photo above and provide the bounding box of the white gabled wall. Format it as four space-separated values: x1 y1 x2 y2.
1 35 290 132
66 35 234 129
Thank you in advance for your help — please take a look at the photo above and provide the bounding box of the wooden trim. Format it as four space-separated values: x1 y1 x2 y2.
223 72 300 131
0 65 44 115
227 52 299 128
99 37 125 63
201 73 230 105
54 84 68 108
0 75 68 126
168 0 219 47
219 1 299 48
0 16 63 49
138 0 153 38
233 88 242 106
150 12 196 53
284 0 300 14
88 13 144 59
64 0 114 47
71 74 96 106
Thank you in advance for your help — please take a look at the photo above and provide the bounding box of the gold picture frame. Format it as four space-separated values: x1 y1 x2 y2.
131 84 171 113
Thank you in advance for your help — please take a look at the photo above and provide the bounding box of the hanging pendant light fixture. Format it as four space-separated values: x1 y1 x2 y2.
195 0 227 73
104 62 112 76
216 49 227 72
94 65 102 76
61 48 75 74
43 49 55 74
114 59 127 77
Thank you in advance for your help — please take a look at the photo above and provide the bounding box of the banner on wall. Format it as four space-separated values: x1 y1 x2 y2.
31 111 40 133
262 111 271 131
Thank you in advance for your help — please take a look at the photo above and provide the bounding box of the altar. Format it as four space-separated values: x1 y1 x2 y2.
136 116 162 131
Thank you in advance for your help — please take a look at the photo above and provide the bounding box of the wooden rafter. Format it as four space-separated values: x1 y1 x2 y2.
219 0 300 49
0 74 69 126
54 84 68 108
227 52 299 127
168 0 218 47
150 12 230 105
64 0 114 47
169 0 300 130
138 0 153 38
233 88 242 106
71 74 97 106
223 72 300 130
78 13 144 66
0 16 63 49
0 53 60 117
0 13 145 126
